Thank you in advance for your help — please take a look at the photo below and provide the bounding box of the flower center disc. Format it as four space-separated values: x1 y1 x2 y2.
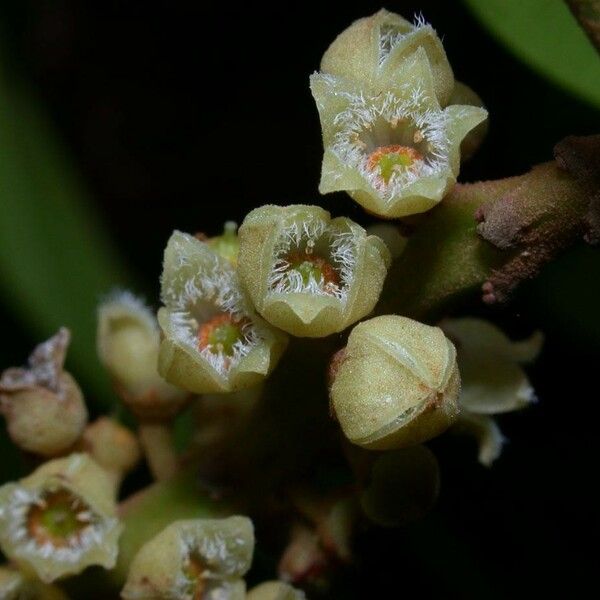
27 490 92 548
286 251 339 288
367 144 423 183
197 313 246 356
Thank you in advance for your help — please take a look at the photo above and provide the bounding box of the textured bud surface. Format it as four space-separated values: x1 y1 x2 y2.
0 329 87 456
238 205 390 337
330 315 460 449
158 231 288 393
0 454 122 582
121 516 253 600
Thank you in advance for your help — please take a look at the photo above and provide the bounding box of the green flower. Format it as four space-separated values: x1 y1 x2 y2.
329 315 460 450
0 454 122 582
158 231 288 394
320 9 455 106
311 48 487 218
442 318 543 466
238 205 390 337
121 517 253 600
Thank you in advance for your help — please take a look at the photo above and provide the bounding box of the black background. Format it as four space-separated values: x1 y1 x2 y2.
0 1 598 597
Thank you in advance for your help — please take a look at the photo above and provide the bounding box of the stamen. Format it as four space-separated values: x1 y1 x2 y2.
367 145 423 185
285 251 340 291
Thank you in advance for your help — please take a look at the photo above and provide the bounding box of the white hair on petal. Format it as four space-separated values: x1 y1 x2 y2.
378 14 432 65
267 214 357 303
327 74 450 205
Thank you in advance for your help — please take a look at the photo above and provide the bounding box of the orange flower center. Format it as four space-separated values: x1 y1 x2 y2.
285 251 339 288
366 144 423 183
197 313 248 357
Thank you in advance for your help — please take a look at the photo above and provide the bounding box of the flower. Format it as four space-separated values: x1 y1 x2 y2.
320 9 455 106
97 291 189 420
121 516 254 600
0 328 88 457
238 205 391 337
310 48 487 218
329 315 460 450
0 454 122 582
205 221 240 266
442 318 543 466
158 231 288 394
247 581 306 600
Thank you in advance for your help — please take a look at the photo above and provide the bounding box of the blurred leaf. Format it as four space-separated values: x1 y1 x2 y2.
463 0 600 108
0 68 133 407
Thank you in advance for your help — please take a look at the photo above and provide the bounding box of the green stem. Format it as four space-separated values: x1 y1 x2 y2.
138 422 178 481
566 0 600 52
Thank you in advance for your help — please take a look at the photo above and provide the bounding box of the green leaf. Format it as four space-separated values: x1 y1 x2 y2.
463 0 600 108
0 69 133 407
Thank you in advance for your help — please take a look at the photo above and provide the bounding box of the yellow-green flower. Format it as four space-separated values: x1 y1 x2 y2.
330 315 460 450
320 9 454 106
0 454 122 582
238 205 390 337
158 231 288 393
311 48 487 218
442 318 543 466
121 517 253 600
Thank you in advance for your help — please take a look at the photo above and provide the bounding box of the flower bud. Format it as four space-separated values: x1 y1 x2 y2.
158 231 288 394
0 454 122 582
206 221 240 266
320 10 454 106
238 205 391 337
330 315 460 450
97 291 189 420
0 329 88 457
453 413 505 468
310 49 487 219
77 417 141 486
359 445 440 527
0 565 69 599
121 516 253 600
247 581 306 600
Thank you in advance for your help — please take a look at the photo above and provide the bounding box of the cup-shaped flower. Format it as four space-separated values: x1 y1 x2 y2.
247 581 306 600
310 49 487 218
442 318 543 466
158 231 288 394
0 565 69 599
97 291 189 420
320 9 454 106
330 315 460 450
0 454 122 582
0 328 88 457
121 516 253 600
238 205 391 337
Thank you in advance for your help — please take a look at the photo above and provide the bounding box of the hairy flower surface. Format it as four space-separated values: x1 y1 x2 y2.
311 49 487 218
330 315 460 450
442 318 543 466
0 454 122 582
158 231 288 393
238 205 390 337
320 9 455 106
0 328 88 457
97 291 189 420
121 516 253 600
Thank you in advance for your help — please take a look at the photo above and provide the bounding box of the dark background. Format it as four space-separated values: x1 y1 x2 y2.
0 1 598 597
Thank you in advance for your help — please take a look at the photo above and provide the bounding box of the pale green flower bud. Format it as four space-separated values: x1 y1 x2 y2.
0 565 69 599
0 329 88 457
441 318 542 415
238 205 391 337
330 315 460 450
310 49 487 219
359 445 440 527
158 231 288 394
77 417 141 487
0 454 122 582
121 516 253 600
206 221 240 266
320 9 455 106
97 291 189 420
247 581 306 600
